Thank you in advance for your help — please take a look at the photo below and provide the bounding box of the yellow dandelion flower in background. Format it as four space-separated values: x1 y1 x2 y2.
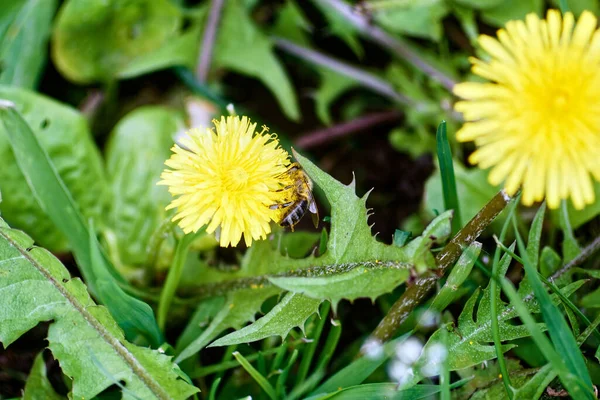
159 116 292 247
454 10 600 210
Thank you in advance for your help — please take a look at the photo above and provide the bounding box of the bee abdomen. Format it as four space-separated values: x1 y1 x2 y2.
280 199 308 227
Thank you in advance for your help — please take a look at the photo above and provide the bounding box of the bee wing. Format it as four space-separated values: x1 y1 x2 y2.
308 193 319 228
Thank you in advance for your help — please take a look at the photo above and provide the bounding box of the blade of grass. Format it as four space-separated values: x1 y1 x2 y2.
233 351 278 400
512 215 594 396
495 237 600 343
436 121 461 234
490 194 520 398
439 326 450 400
297 303 331 385
276 349 299 398
208 377 221 400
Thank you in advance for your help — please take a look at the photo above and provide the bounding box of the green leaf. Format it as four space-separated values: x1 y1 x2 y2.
564 181 600 229
269 264 409 310
23 353 64 400
214 0 300 121
526 203 546 269
514 218 593 393
481 0 543 26
453 0 504 9
428 242 481 314
307 383 456 400
373 0 449 41
314 68 360 125
233 351 278 400
90 225 163 347
0 0 57 88
175 286 282 363
104 106 184 267
550 0 600 15
424 162 501 231
270 0 312 47
513 364 556 400
210 293 322 346
436 121 462 234
0 218 198 399
52 0 184 83
0 95 110 281
0 100 162 345
0 86 108 252
410 260 585 382
312 0 363 57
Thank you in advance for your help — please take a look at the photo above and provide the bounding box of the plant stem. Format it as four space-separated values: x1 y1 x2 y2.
312 0 457 91
196 0 225 82
273 37 414 106
295 110 402 149
550 235 600 281
370 190 512 342
157 232 200 330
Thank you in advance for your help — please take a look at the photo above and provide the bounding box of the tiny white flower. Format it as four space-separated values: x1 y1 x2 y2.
362 338 384 359
395 337 423 365
388 360 414 385
417 309 440 328
420 342 448 377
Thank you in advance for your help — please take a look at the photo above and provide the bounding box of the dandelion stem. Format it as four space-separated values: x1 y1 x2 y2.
370 190 513 342
295 110 402 149
312 0 457 91
196 0 226 82
550 235 600 281
273 37 414 106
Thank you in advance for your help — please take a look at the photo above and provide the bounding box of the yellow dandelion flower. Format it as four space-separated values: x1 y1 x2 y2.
159 115 292 247
453 10 600 210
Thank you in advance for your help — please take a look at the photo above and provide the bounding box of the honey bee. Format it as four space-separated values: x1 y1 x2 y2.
270 163 319 231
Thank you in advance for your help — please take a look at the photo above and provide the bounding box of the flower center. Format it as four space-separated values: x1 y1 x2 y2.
223 166 249 191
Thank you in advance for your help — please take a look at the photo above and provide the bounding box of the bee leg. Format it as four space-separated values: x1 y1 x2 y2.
269 201 293 210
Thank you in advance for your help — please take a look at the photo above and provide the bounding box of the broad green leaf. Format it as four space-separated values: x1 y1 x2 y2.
0 101 161 344
23 353 64 400
312 0 363 57
104 106 184 268
0 0 57 88
550 0 600 15
453 0 504 9
90 226 163 347
0 218 198 399
540 246 561 278
269 263 409 310
481 0 543 26
175 286 282 363
52 0 183 83
373 0 449 41
564 181 600 229
314 68 360 125
270 0 312 47
0 86 108 252
424 162 502 231
214 0 300 121
211 293 322 346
